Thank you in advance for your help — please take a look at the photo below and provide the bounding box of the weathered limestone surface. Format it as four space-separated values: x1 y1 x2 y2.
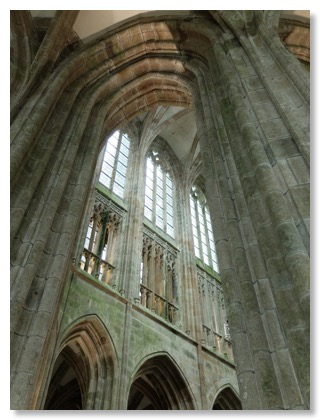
10 10 309 410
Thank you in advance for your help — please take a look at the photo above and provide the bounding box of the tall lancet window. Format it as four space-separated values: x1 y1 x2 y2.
99 130 130 198
79 130 130 283
190 185 219 273
144 152 175 238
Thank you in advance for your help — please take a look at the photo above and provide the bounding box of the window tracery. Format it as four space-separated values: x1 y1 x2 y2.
99 130 130 199
144 152 175 238
190 185 219 273
139 226 179 324
80 199 122 284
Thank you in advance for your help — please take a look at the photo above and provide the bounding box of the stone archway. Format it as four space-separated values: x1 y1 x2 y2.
127 354 196 410
44 315 118 410
212 386 242 410
44 347 84 410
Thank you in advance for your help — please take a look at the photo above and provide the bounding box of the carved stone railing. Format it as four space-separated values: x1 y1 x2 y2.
201 323 233 360
80 248 115 283
139 283 179 325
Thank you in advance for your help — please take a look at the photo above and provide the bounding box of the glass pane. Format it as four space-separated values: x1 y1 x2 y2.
113 182 123 198
209 239 215 252
156 194 163 206
106 142 117 157
145 196 153 209
167 194 173 206
146 176 153 189
118 151 128 165
202 240 208 254
192 226 199 239
200 223 206 234
156 216 163 228
166 175 172 189
157 167 163 181
200 232 207 246
104 152 115 167
211 252 218 265
156 206 163 218
206 211 212 226
193 237 200 250
102 162 113 177
147 158 154 172
115 171 125 187
145 185 153 198
167 225 174 237
144 206 152 220
212 261 219 273
108 133 119 148
101 245 107 261
120 145 129 159
195 246 201 259
99 173 111 188
117 161 127 176
121 134 130 148
208 230 214 242
203 254 209 265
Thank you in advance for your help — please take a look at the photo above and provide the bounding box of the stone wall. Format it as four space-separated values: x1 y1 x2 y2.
10 10 309 410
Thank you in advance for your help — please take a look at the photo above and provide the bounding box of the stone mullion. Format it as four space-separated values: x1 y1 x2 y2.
165 252 175 305
202 277 210 331
142 238 149 287
155 245 164 296
149 242 156 309
210 280 219 336
115 143 146 299
176 179 199 336
212 40 309 408
105 214 120 265
193 60 269 408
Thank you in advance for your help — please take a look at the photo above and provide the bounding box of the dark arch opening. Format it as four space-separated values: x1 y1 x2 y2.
128 354 195 410
212 386 242 410
44 348 83 410
43 316 117 410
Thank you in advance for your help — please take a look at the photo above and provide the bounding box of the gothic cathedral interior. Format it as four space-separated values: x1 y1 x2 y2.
10 10 310 410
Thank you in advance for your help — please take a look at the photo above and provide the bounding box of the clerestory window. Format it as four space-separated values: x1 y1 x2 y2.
190 185 219 273
144 152 175 238
79 129 131 283
99 130 130 199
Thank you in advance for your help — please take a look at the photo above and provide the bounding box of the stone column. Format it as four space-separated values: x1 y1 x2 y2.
207 31 308 408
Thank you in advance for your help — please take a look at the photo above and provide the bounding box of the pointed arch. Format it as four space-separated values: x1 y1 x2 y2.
44 315 118 410
127 352 196 410
212 385 242 410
